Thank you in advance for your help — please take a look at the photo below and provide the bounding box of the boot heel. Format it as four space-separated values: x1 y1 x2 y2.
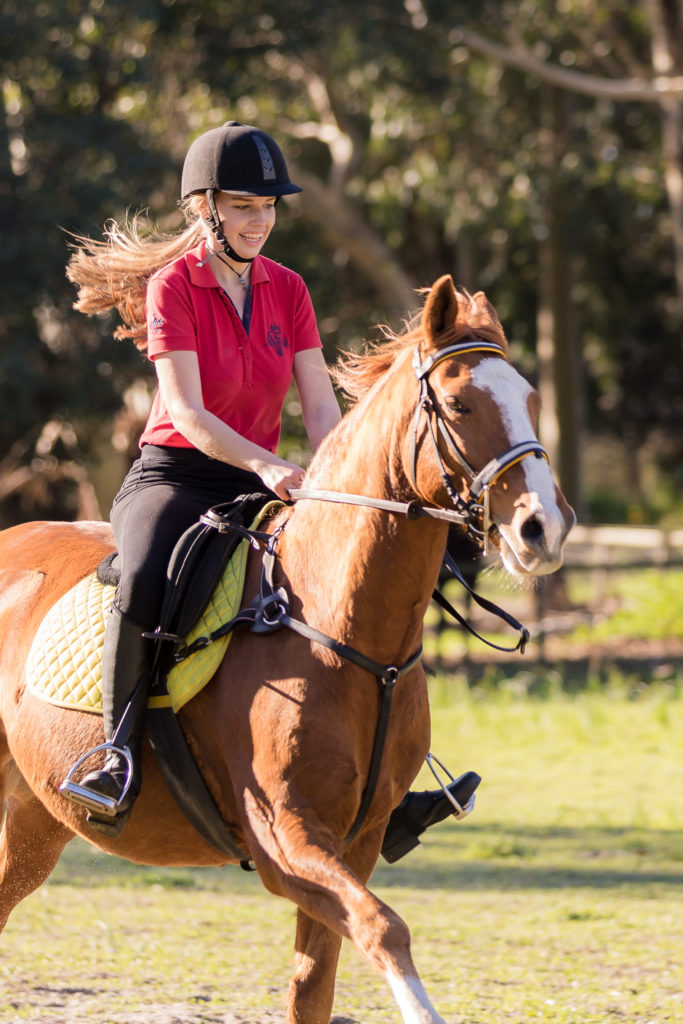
380 825 422 864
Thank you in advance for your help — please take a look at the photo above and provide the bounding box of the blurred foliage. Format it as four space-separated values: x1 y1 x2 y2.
0 0 681 525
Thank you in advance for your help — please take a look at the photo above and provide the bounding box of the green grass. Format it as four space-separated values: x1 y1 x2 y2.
2 679 682 1023
567 568 683 644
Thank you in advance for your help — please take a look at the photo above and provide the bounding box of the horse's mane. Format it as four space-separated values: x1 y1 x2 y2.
331 288 508 407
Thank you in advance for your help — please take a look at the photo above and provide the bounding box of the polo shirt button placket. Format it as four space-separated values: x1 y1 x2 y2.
242 335 253 389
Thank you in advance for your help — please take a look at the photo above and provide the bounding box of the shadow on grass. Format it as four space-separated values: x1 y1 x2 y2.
373 821 683 891
374 858 683 894
48 823 683 895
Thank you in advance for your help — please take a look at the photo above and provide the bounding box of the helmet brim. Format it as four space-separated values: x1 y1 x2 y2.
183 183 303 200
216 183 303 197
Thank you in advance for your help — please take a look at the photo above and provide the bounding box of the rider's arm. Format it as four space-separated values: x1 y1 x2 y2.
154 349 305 500
293 347 342 451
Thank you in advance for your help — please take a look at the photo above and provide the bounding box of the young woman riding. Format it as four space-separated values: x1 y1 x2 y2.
61 121 476 852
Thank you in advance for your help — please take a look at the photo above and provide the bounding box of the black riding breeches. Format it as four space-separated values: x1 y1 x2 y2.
109 444 272 630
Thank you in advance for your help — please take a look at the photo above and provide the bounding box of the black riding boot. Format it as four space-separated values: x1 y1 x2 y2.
381 770 481 863
60 607 151 835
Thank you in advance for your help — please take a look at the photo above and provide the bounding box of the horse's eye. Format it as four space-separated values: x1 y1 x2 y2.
445 395 470 415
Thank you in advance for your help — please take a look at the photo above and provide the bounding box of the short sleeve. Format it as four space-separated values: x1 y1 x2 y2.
146 271 198 359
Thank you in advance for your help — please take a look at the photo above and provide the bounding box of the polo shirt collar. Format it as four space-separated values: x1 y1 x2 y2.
186 240 270 288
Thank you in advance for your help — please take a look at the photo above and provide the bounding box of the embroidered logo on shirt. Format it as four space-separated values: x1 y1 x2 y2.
265 323 290 356
150 314 165 332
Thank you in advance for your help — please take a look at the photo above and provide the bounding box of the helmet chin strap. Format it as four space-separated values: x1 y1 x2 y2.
205 190 255 264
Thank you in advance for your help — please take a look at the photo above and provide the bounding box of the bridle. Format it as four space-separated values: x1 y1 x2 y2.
408 339 549 554
293 338 550 557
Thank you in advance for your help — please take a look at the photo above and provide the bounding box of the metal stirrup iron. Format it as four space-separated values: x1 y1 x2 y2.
59 742 135 817
425 753 476 820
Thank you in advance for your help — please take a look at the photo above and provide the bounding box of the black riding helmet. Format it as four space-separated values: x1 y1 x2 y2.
181 121 302 199
182 121 302 263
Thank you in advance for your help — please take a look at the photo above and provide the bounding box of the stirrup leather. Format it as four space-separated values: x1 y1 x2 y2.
59 742 134 817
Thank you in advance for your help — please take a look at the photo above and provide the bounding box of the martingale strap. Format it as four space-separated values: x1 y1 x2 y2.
167 514 425 846
253 532 423 844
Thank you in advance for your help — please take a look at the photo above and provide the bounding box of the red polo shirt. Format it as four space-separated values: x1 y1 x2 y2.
139 240 322 453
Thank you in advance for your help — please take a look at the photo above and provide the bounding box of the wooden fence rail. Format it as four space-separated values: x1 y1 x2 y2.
564 523 683 568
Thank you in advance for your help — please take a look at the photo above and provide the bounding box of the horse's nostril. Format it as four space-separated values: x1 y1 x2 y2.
520 515 544 544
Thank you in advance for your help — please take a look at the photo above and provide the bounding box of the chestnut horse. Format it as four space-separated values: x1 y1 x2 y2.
0 277 573 1024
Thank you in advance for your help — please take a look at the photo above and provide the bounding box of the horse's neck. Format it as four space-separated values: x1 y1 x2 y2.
279 411 447 664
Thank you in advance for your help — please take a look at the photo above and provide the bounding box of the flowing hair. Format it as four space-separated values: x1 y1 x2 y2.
66 196 207 351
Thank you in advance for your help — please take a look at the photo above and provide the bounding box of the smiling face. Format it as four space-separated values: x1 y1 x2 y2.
212 192 277 261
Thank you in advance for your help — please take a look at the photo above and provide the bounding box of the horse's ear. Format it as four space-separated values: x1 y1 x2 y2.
422 275 459 346
472 290 503 331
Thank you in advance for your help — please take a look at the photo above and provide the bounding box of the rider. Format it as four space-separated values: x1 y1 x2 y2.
60 121 478 853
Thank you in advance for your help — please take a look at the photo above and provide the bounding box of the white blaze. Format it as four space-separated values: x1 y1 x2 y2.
470 358 565 552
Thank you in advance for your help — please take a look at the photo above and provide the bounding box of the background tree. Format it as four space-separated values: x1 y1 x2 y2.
1 0 680 526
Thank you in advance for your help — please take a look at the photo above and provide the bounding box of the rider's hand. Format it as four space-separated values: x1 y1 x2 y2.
257 460 306 501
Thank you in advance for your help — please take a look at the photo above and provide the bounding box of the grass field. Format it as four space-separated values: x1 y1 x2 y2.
2 675 681 1024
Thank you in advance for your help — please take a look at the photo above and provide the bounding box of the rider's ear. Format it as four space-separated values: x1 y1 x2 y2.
423 275 459 344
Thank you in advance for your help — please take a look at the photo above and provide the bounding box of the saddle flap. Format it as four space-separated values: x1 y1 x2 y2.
161 492 273 639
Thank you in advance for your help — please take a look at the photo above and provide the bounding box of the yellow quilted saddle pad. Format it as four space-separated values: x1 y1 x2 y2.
25 506 277 716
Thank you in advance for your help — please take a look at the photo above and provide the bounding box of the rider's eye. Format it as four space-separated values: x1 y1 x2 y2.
445 396 470 415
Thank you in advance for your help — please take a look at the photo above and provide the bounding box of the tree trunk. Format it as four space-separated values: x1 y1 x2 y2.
647 0 683 325
293 168 419 318
536 87 583 515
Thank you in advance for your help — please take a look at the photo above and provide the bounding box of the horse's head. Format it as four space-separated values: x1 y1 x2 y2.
411 275 575 577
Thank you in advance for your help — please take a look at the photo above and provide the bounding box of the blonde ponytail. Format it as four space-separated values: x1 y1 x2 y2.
66 199 206 352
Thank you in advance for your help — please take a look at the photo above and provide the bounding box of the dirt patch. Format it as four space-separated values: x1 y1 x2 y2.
3 986 361 1024
433 634 683 679
3 994 287 1024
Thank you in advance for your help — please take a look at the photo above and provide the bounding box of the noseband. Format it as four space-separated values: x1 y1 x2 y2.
409 340 549 552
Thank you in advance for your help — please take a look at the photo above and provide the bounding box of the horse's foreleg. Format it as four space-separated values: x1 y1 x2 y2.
0 759 74 932
288 909 342 1024
249 809 446 1024
287 824 387 1024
